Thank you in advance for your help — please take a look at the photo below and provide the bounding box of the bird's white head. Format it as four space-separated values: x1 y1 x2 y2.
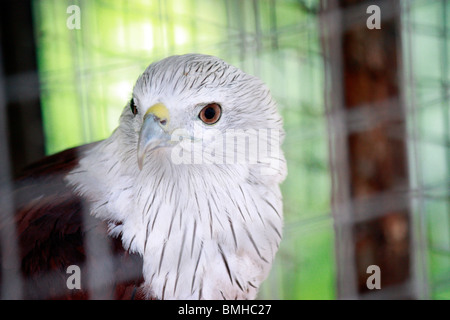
120 54 286 181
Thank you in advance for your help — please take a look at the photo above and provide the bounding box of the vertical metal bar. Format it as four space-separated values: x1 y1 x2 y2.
82 205 115 299
252 0 262 76
189 0 198 53
440 0 450 247
437 0 450 299
319 0 358 299
236 0 246 67
269 0 278 50
81 1 114 299
0 0 45 175
0 45 23 300
402 0 430 300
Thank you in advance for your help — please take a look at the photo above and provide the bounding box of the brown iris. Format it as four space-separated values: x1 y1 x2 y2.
198 103 221 125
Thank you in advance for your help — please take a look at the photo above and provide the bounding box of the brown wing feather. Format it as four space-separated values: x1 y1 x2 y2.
0 143 145 299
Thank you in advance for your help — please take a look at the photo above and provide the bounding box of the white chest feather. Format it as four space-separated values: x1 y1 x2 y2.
67 135 283 300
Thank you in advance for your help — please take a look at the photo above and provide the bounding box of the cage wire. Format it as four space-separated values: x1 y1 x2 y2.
402 0 450 300
0 0 448 299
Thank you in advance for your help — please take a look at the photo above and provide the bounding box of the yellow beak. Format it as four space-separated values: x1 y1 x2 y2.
137 103 171 170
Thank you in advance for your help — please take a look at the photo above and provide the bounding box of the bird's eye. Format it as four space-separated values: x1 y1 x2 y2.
130 98 138 116
199 103 221 125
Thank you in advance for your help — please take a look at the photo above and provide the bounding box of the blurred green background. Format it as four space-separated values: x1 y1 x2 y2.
31 0 450 299
403 0 450 299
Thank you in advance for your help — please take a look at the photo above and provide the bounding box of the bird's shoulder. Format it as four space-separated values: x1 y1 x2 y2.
1 142 145 299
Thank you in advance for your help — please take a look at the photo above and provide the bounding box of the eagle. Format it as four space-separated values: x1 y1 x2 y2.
0 54 287 300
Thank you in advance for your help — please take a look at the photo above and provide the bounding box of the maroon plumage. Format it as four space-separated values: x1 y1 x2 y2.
0 143 145 299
